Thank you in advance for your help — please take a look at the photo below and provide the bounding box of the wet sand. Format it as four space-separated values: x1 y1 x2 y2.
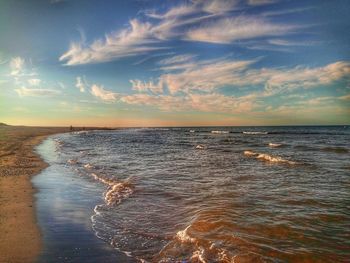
0 125 110 263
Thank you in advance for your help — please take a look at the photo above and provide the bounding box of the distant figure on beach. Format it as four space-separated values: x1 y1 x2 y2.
70 125 73 131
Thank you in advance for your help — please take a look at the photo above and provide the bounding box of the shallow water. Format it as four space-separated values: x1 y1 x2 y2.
36 126 350 262
33 138 134 262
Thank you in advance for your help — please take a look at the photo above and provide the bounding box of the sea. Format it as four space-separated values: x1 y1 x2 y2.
34 126 350 262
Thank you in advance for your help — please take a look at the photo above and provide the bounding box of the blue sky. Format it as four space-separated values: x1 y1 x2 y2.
0 0 349 126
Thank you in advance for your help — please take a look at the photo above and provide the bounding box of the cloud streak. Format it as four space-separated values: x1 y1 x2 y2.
59 0 297 65
60 19 163 65
185 16 296 44
130 79 163 94
90 84 119 102
137 57 350 95
15 87 61 97
75 76 87 92
10 57 25 76
120 92 258 114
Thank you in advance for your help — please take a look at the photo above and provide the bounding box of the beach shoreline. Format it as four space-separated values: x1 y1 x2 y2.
0 125 112 263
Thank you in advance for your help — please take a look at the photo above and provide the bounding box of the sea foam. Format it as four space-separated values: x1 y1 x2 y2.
211 130 229 134
91 173 133 205
244 150 297 165
269 143 282 148
195 144 206 150
243 131 268 135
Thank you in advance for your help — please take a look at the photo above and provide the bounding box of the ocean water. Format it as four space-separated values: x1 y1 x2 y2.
40 126 350 262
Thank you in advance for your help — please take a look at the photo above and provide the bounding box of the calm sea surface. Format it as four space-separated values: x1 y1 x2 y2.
40 126 350 262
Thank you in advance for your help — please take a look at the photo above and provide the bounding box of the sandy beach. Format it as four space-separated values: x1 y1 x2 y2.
0 125 109 263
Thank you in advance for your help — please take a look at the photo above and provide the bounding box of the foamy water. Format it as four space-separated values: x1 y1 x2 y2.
50 126 349 262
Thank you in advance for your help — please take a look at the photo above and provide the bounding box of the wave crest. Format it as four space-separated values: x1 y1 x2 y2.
195 144 206 150
91 173 134 205
211 130 229 134
269 143 282 148
157 224 235 263
244 150 297 165
243 131 268 135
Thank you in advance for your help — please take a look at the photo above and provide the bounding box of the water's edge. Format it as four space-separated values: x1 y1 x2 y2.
32 135 135 263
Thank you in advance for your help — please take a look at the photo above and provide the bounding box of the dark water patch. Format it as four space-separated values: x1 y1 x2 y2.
321 146 349 154
294 145 316 151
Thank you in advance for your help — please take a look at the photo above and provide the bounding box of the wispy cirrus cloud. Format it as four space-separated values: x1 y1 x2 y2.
75 76 87 92
160 58 255 94
135 56 350 95
90 84 119 102
60 19 163 65
185 16 296 44
200 0 240 14
10 57 25 76
158 54 197 66
121 92 258 114
146 4 196 19
130 79 163 94
267 39 317 47
59 0 296 65
9 56 37 78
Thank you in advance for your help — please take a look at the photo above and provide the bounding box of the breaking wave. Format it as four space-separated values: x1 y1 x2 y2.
91 173 134 206
157 223 238 263
211 130 229 134
243 131 268 135
269 143 282 148
244 150 297 165
195 144 206 150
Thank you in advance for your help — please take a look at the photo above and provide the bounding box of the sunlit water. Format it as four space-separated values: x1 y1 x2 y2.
38 126 350 262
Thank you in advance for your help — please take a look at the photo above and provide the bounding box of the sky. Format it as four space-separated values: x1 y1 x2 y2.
0 0 349 127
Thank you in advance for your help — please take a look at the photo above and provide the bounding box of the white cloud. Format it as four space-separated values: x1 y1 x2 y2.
186 16 295 44
90 84 119 102
188 93 256 113
75 76 87 92
262 7 315 17
147 0 239 19
10 57 25 76
267 39 316 46
27 78 41 86
260 61 350 95
130 79 163 94
60 1 299 65
60 19 162 65
147 58 350 95
15 87 61 97
200 0 239 14
158 54 196 65
155 58 256 94
157 54 198 71
146 4 196 19
121 93 257 114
